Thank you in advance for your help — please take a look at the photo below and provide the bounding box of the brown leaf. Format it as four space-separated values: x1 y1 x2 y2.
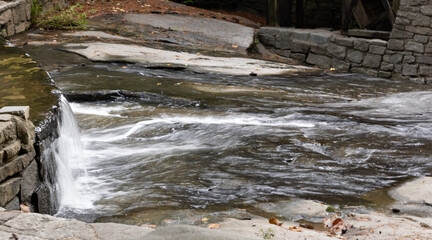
208 223 220 229
332 218 343 226
269 218 279 225
20 203 30 213
288 226 302 232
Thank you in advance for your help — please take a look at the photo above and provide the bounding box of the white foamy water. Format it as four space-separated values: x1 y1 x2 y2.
55 96 95 211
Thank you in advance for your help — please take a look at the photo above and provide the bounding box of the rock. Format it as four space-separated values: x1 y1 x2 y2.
133 225 246 240
20 160 40 201
405 41 424 53
362 54 382 68
0 207 5 212
369 45 386 55
327 43 346 60
2 141 21 162
4 196 19 211
390 29 414 39
256 199 328 221
380 62 394 71
347 49 363 63
90 223 154 240
402 64 418 76
63 31 131 41
63 42 312 76
310 32 330 44
0 149 36 182
0 121 17 144
388 39 405 50
332 58 350 71
391 177 432 205
353 39 369 51
334 37 353 47
0 177 22 206
383 54 403 64
306 53 331 68
0 114 12 122
13 116 35 145
0 106 30 120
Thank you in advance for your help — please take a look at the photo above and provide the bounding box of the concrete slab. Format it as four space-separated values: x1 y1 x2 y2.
63 42 312 76
124 14 255 49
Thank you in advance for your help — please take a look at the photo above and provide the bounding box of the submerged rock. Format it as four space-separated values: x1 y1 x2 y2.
391 177 432 205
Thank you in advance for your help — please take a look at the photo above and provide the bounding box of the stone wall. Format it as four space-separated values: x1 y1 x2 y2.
260 0 432 81
0 0 70 38
0 106 37 211
0 105 60 214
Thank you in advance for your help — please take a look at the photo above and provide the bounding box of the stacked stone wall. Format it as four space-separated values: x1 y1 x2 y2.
0 0 70 38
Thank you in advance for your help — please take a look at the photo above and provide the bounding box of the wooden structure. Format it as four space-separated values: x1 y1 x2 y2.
267 0 303 28
342 0 399 39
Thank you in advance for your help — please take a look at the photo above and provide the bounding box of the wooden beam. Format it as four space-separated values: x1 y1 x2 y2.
277 0 292 27
342 0 359 31
380 0 395 25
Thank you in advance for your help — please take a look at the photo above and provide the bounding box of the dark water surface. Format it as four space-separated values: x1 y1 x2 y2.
21 44 432 224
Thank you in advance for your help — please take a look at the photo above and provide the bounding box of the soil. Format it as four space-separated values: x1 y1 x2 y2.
71 0 266 28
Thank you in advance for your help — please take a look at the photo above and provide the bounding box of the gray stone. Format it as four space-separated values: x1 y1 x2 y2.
394 64 403 73
402 64 419 76
3 141 21 162
0 150 36 182
0 106 29 120
291 53 306 61
391 177 432 205
334 37 353 47
347 49 363 63
291 31 310 42
412 14 430 26
405 41 424 53
305 53 331 68
381 62 394 71
13 116 35 145
416 55 432 64
256 199 328 219
259 33 275 46
91 223 154 240
369 45 386 55
383 54 403 64
378 71 392 78
388 39 405 50
420 5 432 16
331 58 350 71
404 55 416 63
310 45 327 55
274 49 291 58
419 65 432 75
405 26 432 35
395 16 411 25
0 177 22 206
0 114 12 122
362 54 382 68
0 121 16 144
353 39 369 51
275 32 293 49
369 39 387 46
4 196 19 211
0 212 19 223
0 207 5 212
20 160 39 201
140 225 245 240
390 28 414 39
327 43 346 59
414 34 429 43
290 40 310 53
310 33 329 44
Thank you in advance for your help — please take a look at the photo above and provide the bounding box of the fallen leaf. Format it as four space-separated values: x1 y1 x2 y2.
157 83 162 86
232 44 238 48
330 68 336 71
299 223 314 229
202 218 209 222
20 203 30 213
288 226 302 232
269 218 279 225
208 223 219 229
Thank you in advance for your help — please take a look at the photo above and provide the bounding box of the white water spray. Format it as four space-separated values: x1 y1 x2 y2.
54 96 93 210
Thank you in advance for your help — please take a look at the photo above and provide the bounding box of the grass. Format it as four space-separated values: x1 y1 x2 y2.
31 0 88 30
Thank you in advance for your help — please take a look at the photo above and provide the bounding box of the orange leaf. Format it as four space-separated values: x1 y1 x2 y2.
269 218 279 225
288 226 302 232
208 223 220 229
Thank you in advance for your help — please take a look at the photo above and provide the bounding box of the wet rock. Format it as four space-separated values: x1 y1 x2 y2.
0 177 22 206
391 177 432 205
20 160 40 201
256 199 328 221
4 196 19 211
0 106 30 120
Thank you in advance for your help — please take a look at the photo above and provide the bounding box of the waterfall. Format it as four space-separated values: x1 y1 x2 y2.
54 96 93 211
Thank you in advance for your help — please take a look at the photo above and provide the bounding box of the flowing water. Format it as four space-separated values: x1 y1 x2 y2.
40 59 432 224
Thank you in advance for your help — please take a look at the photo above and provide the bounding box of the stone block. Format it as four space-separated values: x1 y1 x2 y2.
395 16 411 25
305 53 331 68
0 120 16 144
353 39 369 51
259 33 276 46
420 5 432 16
403 55 416 63
402 64 419 76
417 55 432 64
388 39 405 50
331 58 350 71
405 41 424 53
419 65 432 75
13 116 35 145
327 43 346 59
334 37 353 47
290 40 310 53
0 150 36 182
383 54 403 64
0 106 30 120
20 160 40 201
394 64 403 73
274 34 292 50
0 177 22 206
390 29 414 39
362 54 382 68
3 140 21 162
347 49 363 63
291 31 310 42
274 49 291 58
414 34 429 43
291 53 306 62
369 45 386 55
369 39 387 46
405 26 432 35
381 62 394 71
412 14 430 26
310 45 327 55
310 33 329 44
378 71 392 78
0 114 12 122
